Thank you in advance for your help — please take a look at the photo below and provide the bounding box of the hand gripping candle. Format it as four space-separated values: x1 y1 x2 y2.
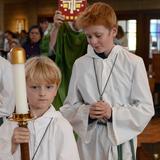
10 47 29 114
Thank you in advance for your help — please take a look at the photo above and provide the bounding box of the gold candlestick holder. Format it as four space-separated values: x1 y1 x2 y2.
9 112 33 160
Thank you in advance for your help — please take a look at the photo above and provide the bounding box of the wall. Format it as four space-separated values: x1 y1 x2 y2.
0 2 4 31
4 2 28 32
2 0 56 32
92 0 160 11
1 0 160 32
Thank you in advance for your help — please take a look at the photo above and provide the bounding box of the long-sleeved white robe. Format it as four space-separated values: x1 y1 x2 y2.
60 45 155 160
0 57 15 117
0 106 80 160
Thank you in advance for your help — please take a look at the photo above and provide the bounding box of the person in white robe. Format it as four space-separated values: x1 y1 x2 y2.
60 2 154 160
0 56 15 120
0 56 80 160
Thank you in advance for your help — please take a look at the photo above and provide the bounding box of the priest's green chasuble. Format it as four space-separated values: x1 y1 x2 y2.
53 22 88 109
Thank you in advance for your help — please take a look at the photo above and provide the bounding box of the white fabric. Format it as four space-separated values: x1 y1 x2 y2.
0 57 15 117
60 45 154 160
0 106 80 160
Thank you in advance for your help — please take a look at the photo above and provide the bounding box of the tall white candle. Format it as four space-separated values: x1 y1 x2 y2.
10 47 28 114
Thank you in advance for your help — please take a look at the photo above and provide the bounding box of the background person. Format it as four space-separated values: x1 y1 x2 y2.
22 25 43 59
39 18 54 59
114 25 128 47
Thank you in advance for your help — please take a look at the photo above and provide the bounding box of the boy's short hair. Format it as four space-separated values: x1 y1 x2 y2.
25 56 61 86
76 2 117 30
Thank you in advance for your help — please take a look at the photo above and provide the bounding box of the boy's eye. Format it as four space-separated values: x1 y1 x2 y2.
86 33 93 39
46 84 57 90
95 34 102 38
46 85 53 89
29 84 56 91
31 86 39 89
86 34 102 39
86 35 91 39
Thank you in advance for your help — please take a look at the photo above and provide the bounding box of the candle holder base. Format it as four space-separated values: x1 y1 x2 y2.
9 112 33 125
9 112 33 160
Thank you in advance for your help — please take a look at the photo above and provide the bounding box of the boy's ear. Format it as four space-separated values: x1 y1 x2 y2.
112 27 117 37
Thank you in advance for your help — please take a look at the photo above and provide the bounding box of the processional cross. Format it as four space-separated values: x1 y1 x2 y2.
58 0 87 20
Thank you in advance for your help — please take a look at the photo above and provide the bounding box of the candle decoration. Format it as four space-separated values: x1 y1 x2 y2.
9 47 32 160
58 0 87 21
10 47 28 114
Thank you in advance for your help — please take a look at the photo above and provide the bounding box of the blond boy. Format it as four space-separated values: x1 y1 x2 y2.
0 56 80 160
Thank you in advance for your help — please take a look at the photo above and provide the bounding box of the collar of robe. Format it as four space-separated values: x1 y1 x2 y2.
94 50 108 59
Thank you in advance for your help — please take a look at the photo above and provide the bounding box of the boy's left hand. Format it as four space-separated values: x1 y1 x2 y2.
89 101 112 120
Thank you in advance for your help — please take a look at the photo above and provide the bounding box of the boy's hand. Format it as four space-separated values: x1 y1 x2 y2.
89 101 112 120
11 127 30 154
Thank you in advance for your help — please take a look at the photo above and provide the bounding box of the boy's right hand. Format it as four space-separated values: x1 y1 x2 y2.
89 100 112 120
11 127 30 154
54 10 65 28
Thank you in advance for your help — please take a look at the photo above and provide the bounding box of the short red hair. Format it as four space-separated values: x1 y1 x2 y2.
76 2 117 29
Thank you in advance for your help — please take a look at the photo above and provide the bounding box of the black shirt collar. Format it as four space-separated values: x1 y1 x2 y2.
94 50 108 59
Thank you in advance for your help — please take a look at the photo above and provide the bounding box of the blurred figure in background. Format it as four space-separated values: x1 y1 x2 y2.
19 30 28 46
3 30 19 53
39 18 54 59
7 40 21 61
3 30 19 58
114 25 128 47
22 25 43 59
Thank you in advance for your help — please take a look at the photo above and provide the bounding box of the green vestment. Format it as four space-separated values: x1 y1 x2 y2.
40 24 53 57
40 34 50 56
53 22 88 109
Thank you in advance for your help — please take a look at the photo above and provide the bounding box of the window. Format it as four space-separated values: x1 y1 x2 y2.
150 19 160 58
118 20 137 52
16 19 25 33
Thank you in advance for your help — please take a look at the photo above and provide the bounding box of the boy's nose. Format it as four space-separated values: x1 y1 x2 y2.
90 37 97 46
39 88 46 96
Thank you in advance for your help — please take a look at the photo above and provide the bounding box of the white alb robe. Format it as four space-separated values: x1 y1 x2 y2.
60 45 154 160
0 57 15 117
0 106 80 160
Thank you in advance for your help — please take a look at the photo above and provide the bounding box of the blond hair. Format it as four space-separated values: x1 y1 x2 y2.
25 56 61 86
76 2 117 29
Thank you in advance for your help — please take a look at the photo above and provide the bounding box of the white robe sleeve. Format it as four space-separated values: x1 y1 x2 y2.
54 118 80 160
60 63 91 142
0 60 15 117
108 58 155 145
0 121 16 160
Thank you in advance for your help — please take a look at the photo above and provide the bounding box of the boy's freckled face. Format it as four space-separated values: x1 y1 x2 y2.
84 25 117 53
27 82 58 111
